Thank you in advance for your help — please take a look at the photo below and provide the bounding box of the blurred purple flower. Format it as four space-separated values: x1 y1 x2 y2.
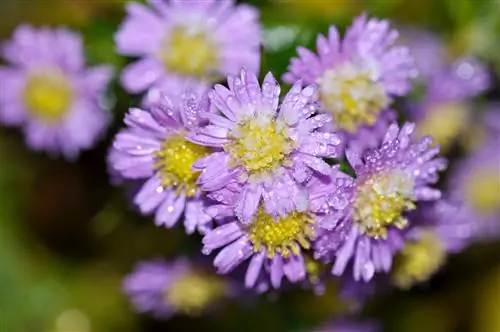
313 123 447 282
115 0 261 93
109 81 213 234
123 258 228 319
0 25 113 159
283 14 416 143
189 69 343 224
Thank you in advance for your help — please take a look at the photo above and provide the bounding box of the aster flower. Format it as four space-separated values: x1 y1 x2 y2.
448 140 500 238
312 319 378 332
123 258 228 319
202 182 324 290
391 200 478 289
313 123 447 282
115 0 261 93
189 69 343 223
0 25 113 159
283 14 416 141
109 81 213 234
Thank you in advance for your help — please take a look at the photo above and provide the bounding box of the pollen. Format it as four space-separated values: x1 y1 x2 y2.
160 26 218 79
165 272 225 316
391 230 446 289
226 116 293 177
318 61 389 133
155 134 211 196
248 208 315 258
22 69 74 121
353 171 416 239
465 167 500 214
304 254 324 285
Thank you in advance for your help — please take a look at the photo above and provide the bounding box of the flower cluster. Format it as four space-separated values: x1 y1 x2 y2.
1 0 497 327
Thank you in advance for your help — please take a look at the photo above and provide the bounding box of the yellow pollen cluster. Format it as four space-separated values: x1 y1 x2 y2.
318 62 389 133
353 171 416 239
391 230 446 289
304 255 324 284
226 117 292 176
165 272 225 315
155 134 211 196
22 70 74 121
248 208 315 258
465 168 500 214
160 27 218 78
416 103 468 152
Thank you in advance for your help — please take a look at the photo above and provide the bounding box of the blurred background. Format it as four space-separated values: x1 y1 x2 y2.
0 0 499 331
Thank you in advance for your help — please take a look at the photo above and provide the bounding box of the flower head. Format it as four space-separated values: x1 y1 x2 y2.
283 14 416 136
313 123 447 282
109 81 213 234
0 25 113 159
123 259 228 319
115 0 261 93
190 69 342 223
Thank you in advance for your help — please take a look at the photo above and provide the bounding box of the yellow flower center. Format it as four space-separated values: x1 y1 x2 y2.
155 134 211 196
416 102 468 152
318 61 389 133
226 116 293 177
391 230 446 289
165 272 225 316
465 167 500 214
22 69 74 121
160 26 219 79
248 208 315 258
353 171 416 239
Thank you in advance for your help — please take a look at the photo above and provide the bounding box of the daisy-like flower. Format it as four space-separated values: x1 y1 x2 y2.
115 0 261 93
449 141 500 237
202 183 323 290
189 69 343 223
123 258 228 319
313 123 447 282
109 81 213 234
0 25 113 159
391 200 478 289
283 14 416 138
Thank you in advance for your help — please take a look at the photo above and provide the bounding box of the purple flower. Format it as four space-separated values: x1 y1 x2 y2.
189 69 343 223
283 14 416 137
0 25 113 159
313 319 378 332
115 0 261 93
109 81 213 234
313 123 447 282
448 140 500 238
201 183 324 290
123 258 228 319
391 199 478 289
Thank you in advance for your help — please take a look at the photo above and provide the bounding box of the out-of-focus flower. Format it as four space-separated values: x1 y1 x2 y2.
313 123 447 282
0 25 113 159
115 0 261 94
312 319 378 332
189 69 342 223
391 200 478 289
283 14 416 144
109 81 213 234
449 140 500 238
404 31 490 152
123 259 228 319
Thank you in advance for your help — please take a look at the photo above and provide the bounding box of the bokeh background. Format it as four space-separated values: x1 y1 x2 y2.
0 0 499 331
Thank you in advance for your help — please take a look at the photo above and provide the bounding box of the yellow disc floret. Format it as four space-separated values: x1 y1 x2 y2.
155 134 211 196
353 171 416 239
226 115 293 177
392 230 446 289
160 27 218 78
318 61 389 133
166 272 225 316
248 208 315 258
23 69 74 121
465 167 500 214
